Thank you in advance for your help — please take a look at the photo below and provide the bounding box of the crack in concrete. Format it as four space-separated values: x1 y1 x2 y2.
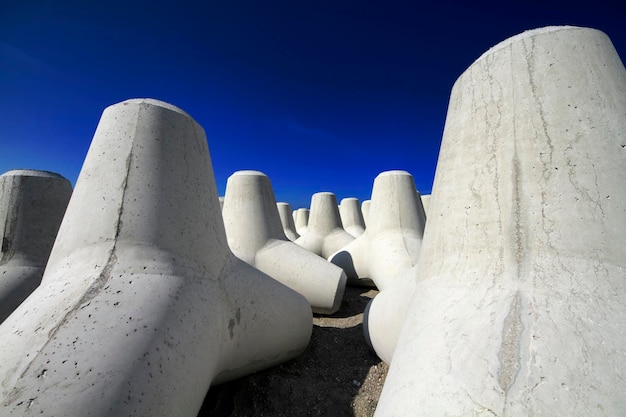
523 36 554 182
498 292 523 394
512 155 523 280
465 390 499 416
3 110 139 409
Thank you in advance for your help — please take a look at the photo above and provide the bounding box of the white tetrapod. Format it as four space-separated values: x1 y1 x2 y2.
329 171 426 363
0 99 312 417
277 201 300 241
295 192 355 259
294 207 310 236
222 171 346 314
331 171 426 289
0 170 72 323
376 26 626 417
338 197 366 238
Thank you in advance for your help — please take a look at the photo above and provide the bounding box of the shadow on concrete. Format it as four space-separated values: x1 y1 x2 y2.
198 286 383 417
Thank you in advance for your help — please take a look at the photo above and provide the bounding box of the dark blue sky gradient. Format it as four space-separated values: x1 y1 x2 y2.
1 1 624 208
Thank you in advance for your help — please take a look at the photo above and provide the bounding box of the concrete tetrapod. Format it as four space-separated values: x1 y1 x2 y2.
277 202 300 241
375 26 626 416
331 171 425 289
294 207 310 236
0 99 312 417
0 170 72 323
223 171 346 314
330 171 426 363
295 192 355 259
338 197 366 238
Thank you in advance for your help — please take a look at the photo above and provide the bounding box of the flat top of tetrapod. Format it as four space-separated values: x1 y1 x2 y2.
115 98 192 117
474 25 594 63
377 170 411 178
231 170 268 177
1 169 67 179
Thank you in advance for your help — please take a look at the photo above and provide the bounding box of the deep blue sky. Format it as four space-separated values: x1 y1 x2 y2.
1 1 624 208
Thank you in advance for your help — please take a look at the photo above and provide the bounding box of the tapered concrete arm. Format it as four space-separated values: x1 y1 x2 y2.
0 170 72 323
255 239 346 314
277 202 300 241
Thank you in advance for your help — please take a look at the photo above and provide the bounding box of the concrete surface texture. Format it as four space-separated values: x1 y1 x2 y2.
294 207 310 236
361 200 371 227
277 201 300 241
0 99 312 417
0 170 72 323
339 197 366 237
222 171 346 314
376 26 626 416
295 192 355 259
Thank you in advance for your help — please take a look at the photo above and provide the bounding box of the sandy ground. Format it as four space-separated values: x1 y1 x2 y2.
198 286 389 417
